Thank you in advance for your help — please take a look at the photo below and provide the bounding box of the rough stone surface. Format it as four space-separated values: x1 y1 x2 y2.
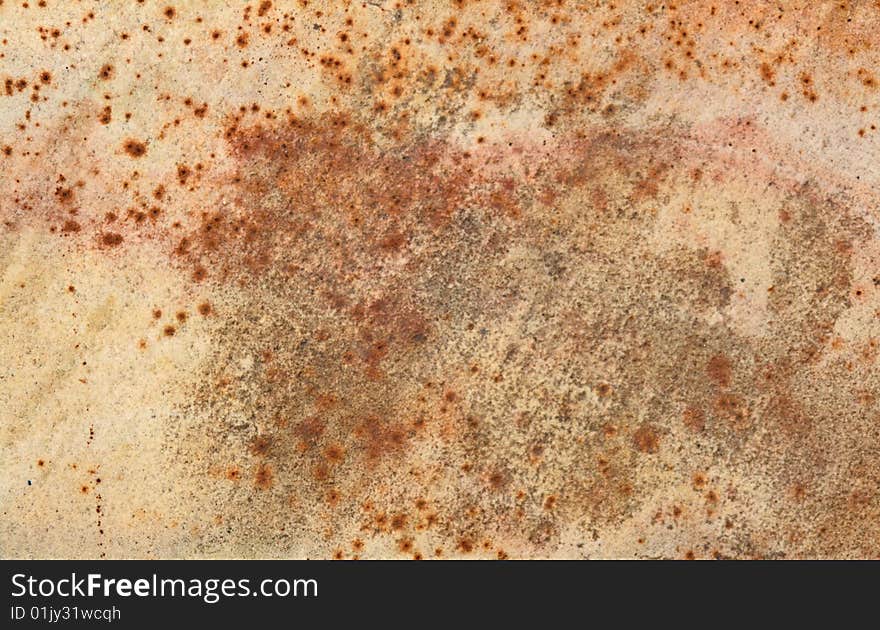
1 1 878 559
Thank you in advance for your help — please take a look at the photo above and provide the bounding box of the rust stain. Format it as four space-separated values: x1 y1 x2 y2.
1 0 879 559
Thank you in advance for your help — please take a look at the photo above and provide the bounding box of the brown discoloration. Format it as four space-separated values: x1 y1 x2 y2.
61 220 81 233
632 425 661 454
682 406 706 433
122 139 146 158
100 233 123 248
706 355 733 388
254 463 273 490
2 0 879 560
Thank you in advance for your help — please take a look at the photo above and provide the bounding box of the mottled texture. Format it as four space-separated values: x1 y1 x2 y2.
1 1 879 559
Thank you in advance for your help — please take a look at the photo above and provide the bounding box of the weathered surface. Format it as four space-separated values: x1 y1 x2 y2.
1 1 878 559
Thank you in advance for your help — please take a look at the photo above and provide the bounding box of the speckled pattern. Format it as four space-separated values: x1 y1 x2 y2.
1 1 879 559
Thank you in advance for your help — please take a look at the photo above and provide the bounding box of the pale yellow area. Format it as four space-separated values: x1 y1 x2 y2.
0 229 213 558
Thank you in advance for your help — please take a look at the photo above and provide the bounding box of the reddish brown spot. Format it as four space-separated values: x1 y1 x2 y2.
293 416 326 447
177 164 192 185
55 187 74 203
379 230 406 252
632 424 660 453
198 302 212 316
257 1 272 16
324 443 345 463
714 393 750 430
100 232 124 247
254 463 274 489
390 514 407 530
488 470 507 490
250 434 273 456
706 354 732 387
355 416 408 461
326 488 340 506
122 139 146 157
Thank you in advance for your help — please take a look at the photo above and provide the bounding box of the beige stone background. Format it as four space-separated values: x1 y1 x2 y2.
1 0 878 559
